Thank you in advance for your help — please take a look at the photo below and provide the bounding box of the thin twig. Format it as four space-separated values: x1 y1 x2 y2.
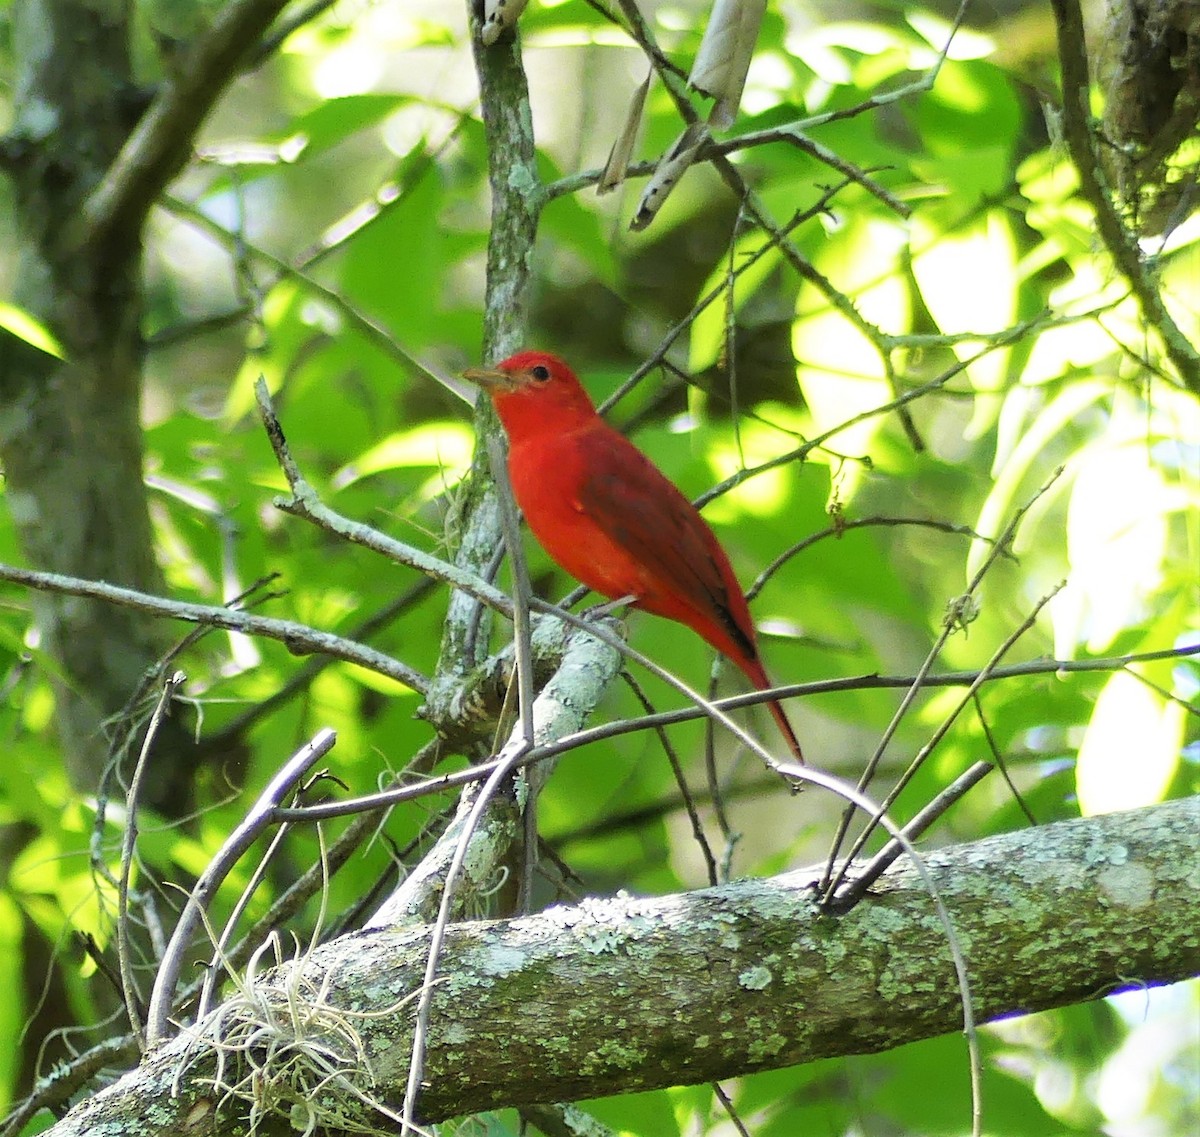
249 0 340 65
487 433 540 910
831 760 993 910
195 806 295 1023
694 312 1055 510
712 1082 753 1137
0 1035 138 1137
274 641 1200 824
162 194 464 396
971 690 1038 825
818 469 1066 895
822 581 1068 906
117 671 186 1048
622 672 720 885
206 576 439 748
486 437 536 747
759 760 984 1137
595 185 851 418
746 515 998 602
254 376 511 623
399 737 533 1135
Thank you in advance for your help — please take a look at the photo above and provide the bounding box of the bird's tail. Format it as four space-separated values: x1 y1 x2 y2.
739 655 804 765
767 696 805 765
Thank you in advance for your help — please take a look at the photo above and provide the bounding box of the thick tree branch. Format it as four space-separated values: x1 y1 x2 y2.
80 0 293 250
43 795 1199 1134
1049 0 1200 394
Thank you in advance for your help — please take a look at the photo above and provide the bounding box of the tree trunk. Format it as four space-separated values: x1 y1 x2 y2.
0 0 196 811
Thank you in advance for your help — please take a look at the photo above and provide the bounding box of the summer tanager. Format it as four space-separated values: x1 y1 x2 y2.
463 350 804 763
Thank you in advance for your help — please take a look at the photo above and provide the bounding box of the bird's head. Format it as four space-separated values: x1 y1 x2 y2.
463 350 598 433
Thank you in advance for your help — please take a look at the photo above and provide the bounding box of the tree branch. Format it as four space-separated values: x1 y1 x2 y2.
41 795 1199 1134
0 561 429 693
1049 0 1200 394
79 0 293 250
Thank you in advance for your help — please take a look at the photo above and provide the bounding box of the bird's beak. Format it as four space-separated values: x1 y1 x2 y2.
462 365 520 393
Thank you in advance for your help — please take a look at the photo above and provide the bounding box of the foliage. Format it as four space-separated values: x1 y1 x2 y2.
0 0 1196 1133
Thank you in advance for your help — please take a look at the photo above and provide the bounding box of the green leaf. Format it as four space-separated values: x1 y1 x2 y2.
0 304 64 359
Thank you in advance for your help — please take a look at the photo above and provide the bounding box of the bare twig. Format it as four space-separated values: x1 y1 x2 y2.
971 690 1038 825
746 515 997 602
253 377 511 623
206 577 439 747
486 434 541 910
398 736 532 1136
712 1082 753 1137
195 807 295 1024
117 671 186 1048
693 312 1056 510
249 0 340 65
161 195 466 398
819 470 1065 897
821 581 1068 908
622 672 720 885
0 1036 138 1137
595 183 852 418
273 640 1200 824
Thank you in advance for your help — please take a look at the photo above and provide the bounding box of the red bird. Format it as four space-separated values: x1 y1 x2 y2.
463 350 804 763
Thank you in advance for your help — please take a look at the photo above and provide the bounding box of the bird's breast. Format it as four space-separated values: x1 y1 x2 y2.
507 432 651 602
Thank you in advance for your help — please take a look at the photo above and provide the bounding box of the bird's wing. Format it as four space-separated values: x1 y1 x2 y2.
574 428 757 664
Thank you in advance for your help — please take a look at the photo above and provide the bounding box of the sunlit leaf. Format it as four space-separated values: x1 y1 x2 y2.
0 303 65 359
1077 671 1183 815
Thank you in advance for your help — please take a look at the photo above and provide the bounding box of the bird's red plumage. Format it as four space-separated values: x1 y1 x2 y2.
475 350 803 762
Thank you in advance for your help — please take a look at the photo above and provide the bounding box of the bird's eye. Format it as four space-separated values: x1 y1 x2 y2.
531 364 551 382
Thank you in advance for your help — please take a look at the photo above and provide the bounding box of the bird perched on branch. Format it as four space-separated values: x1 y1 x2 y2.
463 350 804 763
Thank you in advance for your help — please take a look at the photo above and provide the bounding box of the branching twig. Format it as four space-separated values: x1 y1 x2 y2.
821 582 1068 906
162 195 465 397
832 760 994 909
819 469 1065 896
746 515 998 602
117 671 186 1048
253 376 511 624
273 640 1200 824
205 577 439 748
398 736 532 1136
693 312 1056 509
145 728 336 1047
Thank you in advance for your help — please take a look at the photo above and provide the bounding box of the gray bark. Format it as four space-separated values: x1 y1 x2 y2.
43 794 1200 1134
